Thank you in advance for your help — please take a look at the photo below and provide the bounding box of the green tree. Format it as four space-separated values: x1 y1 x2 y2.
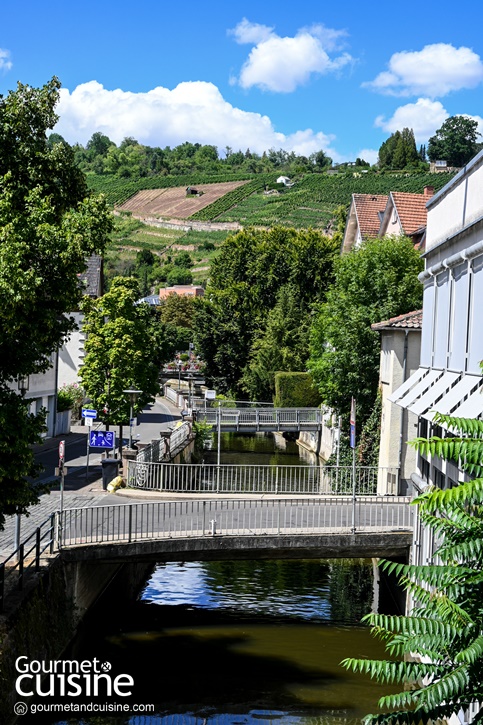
343 411 483 723
166 267 193 285
194 227 338 395
0 78 112 528
309 236 423 427
159 294 196 329
378 128 418 169
241 285 311 402
79 277 168 456
428 115 480 167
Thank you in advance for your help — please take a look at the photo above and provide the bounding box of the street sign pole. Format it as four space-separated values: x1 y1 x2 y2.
350 398 357 533
58 440 65 548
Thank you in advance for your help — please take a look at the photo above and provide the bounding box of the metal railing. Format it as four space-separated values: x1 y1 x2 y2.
136 423 192 463
196 408 323 431
0 514 56 613
59 497 413 547
126 462 399 495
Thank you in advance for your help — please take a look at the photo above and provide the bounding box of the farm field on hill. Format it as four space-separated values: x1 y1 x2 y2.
212 172 455 229
117 181 248 219
105 215 231 288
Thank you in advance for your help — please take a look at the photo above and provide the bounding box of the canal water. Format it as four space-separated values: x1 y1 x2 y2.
26 434 399 725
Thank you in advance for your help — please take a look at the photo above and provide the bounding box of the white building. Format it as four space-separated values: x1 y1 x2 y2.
371 310 422 494
58 255 103 388
390 150 483 493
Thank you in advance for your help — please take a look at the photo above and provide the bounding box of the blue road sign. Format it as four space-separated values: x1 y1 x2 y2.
89 430 115 449
82 409 97 419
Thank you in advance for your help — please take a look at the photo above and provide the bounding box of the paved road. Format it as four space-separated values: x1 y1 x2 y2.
0 398 180 558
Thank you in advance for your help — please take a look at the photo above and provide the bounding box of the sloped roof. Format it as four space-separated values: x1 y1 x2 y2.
371 309 423 331
78 255 102 297
391 192 429 235
354 194 388 237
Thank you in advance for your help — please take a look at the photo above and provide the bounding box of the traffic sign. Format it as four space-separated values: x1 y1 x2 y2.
89 430 115 449
58 440 65 460
82 409 97 419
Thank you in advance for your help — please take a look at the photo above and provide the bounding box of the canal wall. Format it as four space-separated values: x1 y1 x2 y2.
0 556 151 724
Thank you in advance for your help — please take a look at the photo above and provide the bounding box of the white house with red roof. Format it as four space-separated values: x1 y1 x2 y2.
371 310 422 494
342 194 388 253
378 187 434 249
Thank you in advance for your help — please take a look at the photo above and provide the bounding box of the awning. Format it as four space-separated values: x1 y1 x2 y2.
422 374 482 421
388 366 429 403
450 382 483 419
394 368 445 410
408 371 460 416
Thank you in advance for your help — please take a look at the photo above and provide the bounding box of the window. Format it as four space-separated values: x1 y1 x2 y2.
468 255 483 374
420 280 434 367
433 271 450 369
448 263 469 371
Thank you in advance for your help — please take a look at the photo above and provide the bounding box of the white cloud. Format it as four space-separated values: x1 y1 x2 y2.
364 43 483 97
229 20 353 93
229 18 274 45
355 148 379 165
55 80 339 158
375 98 449 142
0 48 12 73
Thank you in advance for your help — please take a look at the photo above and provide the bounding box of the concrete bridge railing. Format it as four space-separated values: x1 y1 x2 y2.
58 497 413 549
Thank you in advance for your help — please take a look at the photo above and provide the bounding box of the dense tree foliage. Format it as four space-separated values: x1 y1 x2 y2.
194 226 338 397
0 78 112 528
428 115 480 167
79 277 170 454
309 236 423 427
241 285 311 401
378 128 422 170
344 411 483 723
64 132 335 180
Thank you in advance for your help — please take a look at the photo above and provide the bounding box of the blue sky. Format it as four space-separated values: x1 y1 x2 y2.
1 0 483 163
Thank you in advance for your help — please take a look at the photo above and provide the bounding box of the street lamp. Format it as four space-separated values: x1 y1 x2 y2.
123 389 142 449
187 374 193 410
17 376 29 396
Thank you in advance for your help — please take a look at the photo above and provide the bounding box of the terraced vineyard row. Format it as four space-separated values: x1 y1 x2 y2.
86 172 258 206
214 171 455 228
188 175 275 221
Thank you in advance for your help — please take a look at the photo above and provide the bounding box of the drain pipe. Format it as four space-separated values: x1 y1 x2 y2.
397 331 409 494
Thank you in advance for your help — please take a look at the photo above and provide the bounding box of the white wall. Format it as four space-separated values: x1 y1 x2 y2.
58 312 85 387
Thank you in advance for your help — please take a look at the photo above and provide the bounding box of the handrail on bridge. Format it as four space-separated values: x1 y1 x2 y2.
0 513 56 613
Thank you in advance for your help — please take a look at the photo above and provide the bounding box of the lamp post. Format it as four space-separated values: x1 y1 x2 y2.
15 377 29 556
187 374 193 411
123 389 142 449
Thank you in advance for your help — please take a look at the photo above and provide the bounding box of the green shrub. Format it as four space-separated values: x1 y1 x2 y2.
274 372 321 408
57 383 84 415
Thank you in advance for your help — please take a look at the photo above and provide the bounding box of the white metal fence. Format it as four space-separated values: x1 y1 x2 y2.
196 408 323 430
126 462 399 495
136 423 192 463
59 497 413 547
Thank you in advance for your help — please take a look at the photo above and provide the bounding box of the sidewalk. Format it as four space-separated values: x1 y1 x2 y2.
0 396 184 558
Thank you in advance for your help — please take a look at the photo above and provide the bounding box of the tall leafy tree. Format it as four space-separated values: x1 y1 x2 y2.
428 116 480 167
194 226 338 395
241 285 311 402
79 277 169 455
309 236 423 426
343 411 483 724
0 77 112 528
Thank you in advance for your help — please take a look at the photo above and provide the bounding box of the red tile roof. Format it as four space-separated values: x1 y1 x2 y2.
371 309 423 331
391 192 430 235
353 194 388 237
